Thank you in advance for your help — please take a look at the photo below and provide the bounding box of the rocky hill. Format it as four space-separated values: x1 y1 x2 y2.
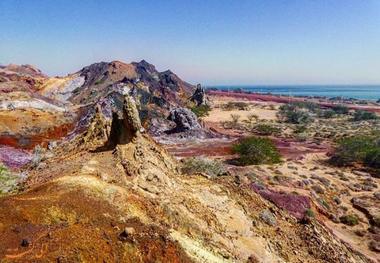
0 92 371 262
69 60 194 105
0 60 201 151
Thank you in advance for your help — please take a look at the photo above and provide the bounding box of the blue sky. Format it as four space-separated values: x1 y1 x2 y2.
1 0 380 85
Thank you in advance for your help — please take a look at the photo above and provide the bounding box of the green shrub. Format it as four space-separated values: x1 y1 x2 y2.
364 148 380 169
305 209 315 218
0 164 20 195
253 124 280 136
293 125 307 134
331 105 349 114
290 101 319 112
181 157 227 177
317 109 336 119
191 104 211 117
340 214 359 226
353 110 378 121
222 101 249 111
94 79 104 85
232 137 281 165
278 104 313 124
330 136 376 166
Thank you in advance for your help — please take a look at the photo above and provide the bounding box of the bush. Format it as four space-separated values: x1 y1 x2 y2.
330 136 377 166
331 105 349 114
317 109 336 119
232 137 281 165
278 104 313 124
222 101 249 111
330 134 380 172
247 113 258 123
181 157 227 177
305 208 315 218
353 110 378 121
94 79 104 85
340 214 359 226
231 114 240 123
293 125 307 134
290 101 319 112
253 124 280 136
191 104 211 117
0 164 20 195
364 148 380 169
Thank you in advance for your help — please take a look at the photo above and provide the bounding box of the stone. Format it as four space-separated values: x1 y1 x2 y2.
48 141 57 151
369 240 380 252
260 209 277 226
118 227 136 242
20 239 29 247
167 107 202 133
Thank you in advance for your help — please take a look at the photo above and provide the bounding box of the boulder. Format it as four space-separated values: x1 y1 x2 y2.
167 107 201 133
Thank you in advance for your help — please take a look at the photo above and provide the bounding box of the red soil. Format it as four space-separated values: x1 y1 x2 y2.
165 140 234 158
0 123 74 150
165 136 329 161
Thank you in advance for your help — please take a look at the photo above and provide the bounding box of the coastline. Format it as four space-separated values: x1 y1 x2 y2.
207 89 380 113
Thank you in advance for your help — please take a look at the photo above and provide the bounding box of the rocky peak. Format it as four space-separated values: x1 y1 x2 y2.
132 60 157 74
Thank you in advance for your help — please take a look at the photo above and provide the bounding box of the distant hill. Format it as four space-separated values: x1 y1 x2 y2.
69 59 194 106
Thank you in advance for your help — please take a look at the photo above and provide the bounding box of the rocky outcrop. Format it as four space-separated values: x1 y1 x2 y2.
79 104 111 149
69 60 195 107
0 64 47 80
351 196 380 227
75 92 143 150
190 84 208 106
107 94 144 147
251 183 311 220
167 107 202 133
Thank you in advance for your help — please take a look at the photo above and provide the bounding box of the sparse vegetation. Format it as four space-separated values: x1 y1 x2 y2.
232 136 281 165
0 164 20 195
317 109 336 119
222 101 249 111
278 104 313 124
247 113 259 123
331 105 349 115
230 114 240 124
305 208 315 218
353 110 378 121
94 79 104 85
252 124 280 136
181 157 227 177
31 145 43 168
191 104 211 117
290 101 319 112
330 135 380 168
340 214 359 226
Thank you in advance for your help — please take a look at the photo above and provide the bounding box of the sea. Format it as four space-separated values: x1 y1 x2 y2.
208 85 380 101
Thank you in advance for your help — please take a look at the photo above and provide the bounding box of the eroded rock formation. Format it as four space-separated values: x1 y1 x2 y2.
190 84 208 106
167 107 202 133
